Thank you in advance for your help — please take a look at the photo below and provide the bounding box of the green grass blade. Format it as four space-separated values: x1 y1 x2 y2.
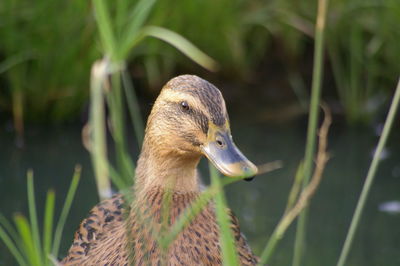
142 26 219 71
120 148 136 186
0 51 33 74
43 189 55 263
257 227 280 265
285 162 304 213
119 0 157 59
122 70 144 147
293 0 329 265
159 187 217 248
0 225 28 266
107 72 132 185
108 163 131 191
14 214 41 266
52 166 81 257
337 78 400 266
92 0 117 59
0 213 24 252
160 188 174 246
26 170 43 265
115 0 129 34
210 164 239 266
259 108 331 265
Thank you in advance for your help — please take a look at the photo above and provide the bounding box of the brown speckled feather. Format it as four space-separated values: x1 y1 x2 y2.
62 187 258 265
61 194 125 263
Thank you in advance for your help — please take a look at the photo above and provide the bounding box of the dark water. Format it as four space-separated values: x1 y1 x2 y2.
1 117 399 265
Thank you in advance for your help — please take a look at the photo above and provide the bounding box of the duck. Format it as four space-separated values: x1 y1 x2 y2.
61 75 259 265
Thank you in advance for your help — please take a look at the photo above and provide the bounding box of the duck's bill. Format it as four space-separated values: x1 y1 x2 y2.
201 126 258 179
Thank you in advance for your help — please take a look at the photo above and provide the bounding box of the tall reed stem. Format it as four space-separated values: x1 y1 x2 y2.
209 164 239 266
90 60 112 200
122 70 145 147
293 0 329 265
337 78 400 266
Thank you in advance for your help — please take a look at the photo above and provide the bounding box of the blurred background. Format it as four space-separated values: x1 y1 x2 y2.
1 0 399 265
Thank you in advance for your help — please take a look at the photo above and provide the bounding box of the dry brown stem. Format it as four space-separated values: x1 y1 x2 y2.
276 104 332 237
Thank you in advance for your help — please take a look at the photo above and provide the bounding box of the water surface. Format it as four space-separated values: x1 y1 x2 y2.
0 117 399 265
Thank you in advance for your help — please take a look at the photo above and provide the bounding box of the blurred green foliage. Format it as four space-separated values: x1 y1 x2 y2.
0 0 399 126
140 0 307 82
326 0 400 123
0 0 98 124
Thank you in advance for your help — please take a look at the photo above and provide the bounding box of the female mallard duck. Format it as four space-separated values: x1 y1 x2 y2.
62 75 259 265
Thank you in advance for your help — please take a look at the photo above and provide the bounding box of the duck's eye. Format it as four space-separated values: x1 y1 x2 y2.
180 101 190 112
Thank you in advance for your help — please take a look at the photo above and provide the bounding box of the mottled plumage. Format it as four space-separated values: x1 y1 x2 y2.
62 188 257 265
61 75 258 265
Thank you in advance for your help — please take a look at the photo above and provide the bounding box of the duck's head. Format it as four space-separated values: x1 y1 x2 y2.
144 75 257 179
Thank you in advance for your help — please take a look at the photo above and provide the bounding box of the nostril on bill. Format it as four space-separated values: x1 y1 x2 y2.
216 136 225 148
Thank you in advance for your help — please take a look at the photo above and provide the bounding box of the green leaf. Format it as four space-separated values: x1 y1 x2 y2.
52 166 81 256
119 0 157 59
122 70 144 147
27 170 43 265
159 186 217 248
43 189 55 263
14 214 41 266
108 163 130 191
93 0 118 59
0 51 33 74
0 225 27 266
209 164 239 266
0 213 24 252
142 26 219 71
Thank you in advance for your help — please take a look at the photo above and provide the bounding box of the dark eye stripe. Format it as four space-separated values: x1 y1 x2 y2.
182 133 202 147
191 108 209 134
165 100 209 134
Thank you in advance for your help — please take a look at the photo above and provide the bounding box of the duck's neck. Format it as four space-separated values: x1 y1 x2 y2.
135 139 201 195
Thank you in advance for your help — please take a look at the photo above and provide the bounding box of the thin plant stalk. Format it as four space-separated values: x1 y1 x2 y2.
158 168 269 252
122 70 144 147
160 172 263 248
43 189 55 263
293 0 329 265
13 214 40 266
119 0 157 58
0 224 27 266
209 164 239 266
108 164 131 191
0 214 24 253
90 60 112 200
159 187 217 248
52 166 81 256
92 0 117 59
107 72 135 184
27 170 42 264
337 78 400 266
258 106 331 265
285 163 304 214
